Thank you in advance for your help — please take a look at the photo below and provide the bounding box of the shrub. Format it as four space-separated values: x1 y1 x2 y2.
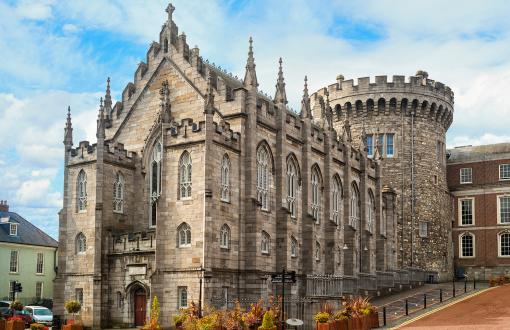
65 300 81 314
30 323 46 330
10 301 23 311
314 312 330 323
242 299 264 327
258 311 275 329
142 296 161 330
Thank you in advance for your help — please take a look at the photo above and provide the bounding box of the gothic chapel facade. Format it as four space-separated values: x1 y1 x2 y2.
52 4 442 328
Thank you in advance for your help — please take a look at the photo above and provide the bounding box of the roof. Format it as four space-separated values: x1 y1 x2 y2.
447 143 510 163
0 210 58 248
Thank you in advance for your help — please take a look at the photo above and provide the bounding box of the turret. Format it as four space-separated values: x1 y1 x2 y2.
243 37 258 89
96 97 105 140
274 57 287 105
300 76 312 119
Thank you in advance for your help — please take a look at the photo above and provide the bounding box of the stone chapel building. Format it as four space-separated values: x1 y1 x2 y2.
53 4 453 327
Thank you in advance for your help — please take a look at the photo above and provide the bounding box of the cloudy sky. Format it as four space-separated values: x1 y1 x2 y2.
1 0 510 238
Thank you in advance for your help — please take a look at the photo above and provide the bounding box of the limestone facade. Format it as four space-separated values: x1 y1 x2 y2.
53 4 446 328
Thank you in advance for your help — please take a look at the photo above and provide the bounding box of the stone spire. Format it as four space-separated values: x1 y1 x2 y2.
274 57 287 105
96 97 105 139
324 89 333 130
166 3 175 25
64 106 73 146
243 37 258 88
300 76 311 119
204 73 215 114
104 77 112 116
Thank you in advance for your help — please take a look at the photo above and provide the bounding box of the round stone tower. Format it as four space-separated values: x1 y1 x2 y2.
312 71 454 280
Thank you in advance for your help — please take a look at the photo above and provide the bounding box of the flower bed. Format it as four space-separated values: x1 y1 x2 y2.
314 297 379 330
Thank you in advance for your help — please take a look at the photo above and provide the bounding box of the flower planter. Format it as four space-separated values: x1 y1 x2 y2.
6 320 24 330
347 318 354 330
316 322 330 330
62 324 83 330
351 316 362 330
361 315 370 330
258 327 277 330
334 319 348 330
369 312 379 329
0 319 6 330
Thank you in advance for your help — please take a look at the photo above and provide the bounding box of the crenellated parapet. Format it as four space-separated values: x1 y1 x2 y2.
311 71 454 130
67 140 137 167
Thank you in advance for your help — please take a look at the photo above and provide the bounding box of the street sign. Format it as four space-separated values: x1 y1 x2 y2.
271 271 296 283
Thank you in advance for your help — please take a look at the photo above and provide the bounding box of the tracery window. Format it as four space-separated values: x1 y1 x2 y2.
113 172 124 213
290 236 297 257
149 141 162 227
257 144 271 211
332 176 342 225
286 157 298 218
350 183 360 229
311 166 322 224
367 191 375 233
221 155 231 202
76 233 86 254
77 170 87 212
178 223 191 247
261 231 270 254
179 151 192 199
220 224 230 249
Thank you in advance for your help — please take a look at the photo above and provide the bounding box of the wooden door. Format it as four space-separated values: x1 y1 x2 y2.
134 288 146 326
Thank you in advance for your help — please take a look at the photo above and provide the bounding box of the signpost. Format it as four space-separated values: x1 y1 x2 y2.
11 281 22 301
271 269 297 329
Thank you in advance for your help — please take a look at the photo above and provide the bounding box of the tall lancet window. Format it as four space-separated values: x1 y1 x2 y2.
149 141 162 227
367 191 375 233
332 176 342 225
350 183 360 229
311 166 322 224
221 155 230 202
257 144 271 211
113 172 124 213
77 170 87 212
179 151 192 199
286 157 298 218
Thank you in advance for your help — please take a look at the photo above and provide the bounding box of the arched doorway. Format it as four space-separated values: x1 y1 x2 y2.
133 287 147 326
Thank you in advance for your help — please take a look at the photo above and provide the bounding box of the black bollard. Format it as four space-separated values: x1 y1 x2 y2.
405 299 409 316
440 288 443 302
453 279 456 298
424 293 427 309
383 306 387 326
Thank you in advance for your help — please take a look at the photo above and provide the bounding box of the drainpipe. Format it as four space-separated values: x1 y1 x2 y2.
410 110 416 267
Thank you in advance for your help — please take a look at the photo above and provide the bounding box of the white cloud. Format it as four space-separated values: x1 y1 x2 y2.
62 23 79 34
448 133 510 148
15 0 55 20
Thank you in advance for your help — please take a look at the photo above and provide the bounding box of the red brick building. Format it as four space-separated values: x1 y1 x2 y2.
447 143 510 280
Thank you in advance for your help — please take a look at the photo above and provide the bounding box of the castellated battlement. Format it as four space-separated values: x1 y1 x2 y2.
68 140 137 166
110 230 156 254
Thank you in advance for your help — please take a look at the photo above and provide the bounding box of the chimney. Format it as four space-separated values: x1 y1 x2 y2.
0 200 9 212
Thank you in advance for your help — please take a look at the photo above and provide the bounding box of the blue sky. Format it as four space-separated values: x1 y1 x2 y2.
1 0 510 239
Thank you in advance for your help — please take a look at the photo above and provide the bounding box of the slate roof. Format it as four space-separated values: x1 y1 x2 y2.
0 210 58 248
447 143 510 163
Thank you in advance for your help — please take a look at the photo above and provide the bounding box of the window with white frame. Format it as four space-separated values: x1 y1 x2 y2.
290 236 297 258
499 232 510 257
349 183 360 229
331 176 342 225
178 223 191 247
256 145 271 210
311 167 322 224
75 288 83 305
366 134 374 156
459 198 474 225
76 232 86 254
221 155 231 202
419 222 428 238
149 141 162 227
179 151 192 199
261 231 270 254
500 164 510 181
9 223 17 236
386 134 394 157
220 224 230 249
367 192 375 233
460 233 474 258
77 170 87 212
286 157 298 218
315 241 321 261
498 196 510 224
113 172 124 213
9 250 18 273
460 168 472 184
36 253 44 274
35 282 43 300
178 287 188 309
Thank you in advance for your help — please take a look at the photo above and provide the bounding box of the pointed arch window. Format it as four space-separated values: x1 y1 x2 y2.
332 176 342 225
149 141 162 227
220 224 230 249
315 241 321 261
311 166 322 224
178 223 191 247
261 231 270 254
257 144 271 211
76 233 86 254
179 151 192 199
113 172 124 213
77 170 87 212
350 183 360 229
367 191 375 233
290 236 297 258
286 157 298 218
221 155 231 202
